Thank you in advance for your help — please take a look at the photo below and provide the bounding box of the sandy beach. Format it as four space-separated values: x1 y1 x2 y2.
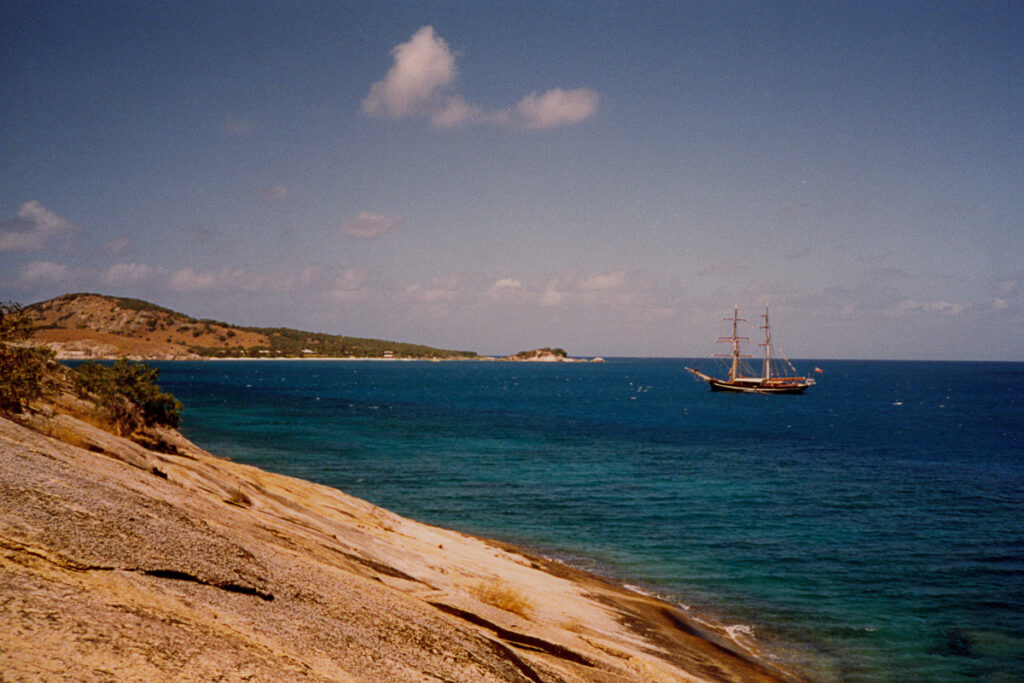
0 404 803 682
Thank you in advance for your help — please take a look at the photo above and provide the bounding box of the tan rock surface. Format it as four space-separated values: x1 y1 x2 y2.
0 410 802 682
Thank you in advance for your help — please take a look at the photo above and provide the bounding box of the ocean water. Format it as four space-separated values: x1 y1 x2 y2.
147 359 1024 681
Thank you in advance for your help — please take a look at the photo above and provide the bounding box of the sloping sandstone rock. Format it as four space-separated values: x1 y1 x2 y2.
0 412 798 682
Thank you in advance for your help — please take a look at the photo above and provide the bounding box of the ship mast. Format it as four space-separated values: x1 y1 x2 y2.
760 307 772 381
715 306 749 382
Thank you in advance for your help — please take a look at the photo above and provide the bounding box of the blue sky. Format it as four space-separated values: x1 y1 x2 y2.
2 1 1021 359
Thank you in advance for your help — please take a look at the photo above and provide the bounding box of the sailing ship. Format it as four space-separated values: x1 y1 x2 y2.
686 307 815 394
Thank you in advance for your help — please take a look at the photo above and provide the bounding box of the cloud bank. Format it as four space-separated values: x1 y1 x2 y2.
362 26 599 130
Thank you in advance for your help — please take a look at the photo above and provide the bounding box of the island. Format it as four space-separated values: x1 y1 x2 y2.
499 348 597 363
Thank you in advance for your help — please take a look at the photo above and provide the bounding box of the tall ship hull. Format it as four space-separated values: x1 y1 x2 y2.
687 307 815 395
689 371 813 394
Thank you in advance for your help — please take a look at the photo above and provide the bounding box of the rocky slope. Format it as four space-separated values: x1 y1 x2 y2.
0 396 800 681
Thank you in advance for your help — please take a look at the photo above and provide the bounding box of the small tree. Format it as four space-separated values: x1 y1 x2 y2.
0 301 56 414
75 359 182 435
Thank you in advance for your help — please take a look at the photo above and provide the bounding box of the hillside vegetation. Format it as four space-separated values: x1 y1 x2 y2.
25 293 478 360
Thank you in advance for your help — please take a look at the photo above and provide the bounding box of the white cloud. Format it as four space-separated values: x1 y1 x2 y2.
431 95 483 128
101 262 160 287
341 212 402 239
577 270 627 291
487 278 527 302
362 26 457 119
168 267 292 293
362 27 599 131
169 268 219 292
0 201 76 251
0 229 44 252
19 201 72 234
18 260 73 284
481 278 524 305
539 285 567 307
514 88 600 130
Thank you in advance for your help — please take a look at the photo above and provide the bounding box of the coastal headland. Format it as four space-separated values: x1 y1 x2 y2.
23 293 598 362
0 389 801 681
24 293 479 361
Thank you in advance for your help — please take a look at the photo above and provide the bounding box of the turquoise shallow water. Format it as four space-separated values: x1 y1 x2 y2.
144 358 1023 681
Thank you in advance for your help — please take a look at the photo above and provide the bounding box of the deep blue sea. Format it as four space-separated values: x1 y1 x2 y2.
145 359 1023 681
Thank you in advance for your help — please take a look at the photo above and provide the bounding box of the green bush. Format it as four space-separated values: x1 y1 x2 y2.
75 359 183 435
0 301 56 414
1 300 33 342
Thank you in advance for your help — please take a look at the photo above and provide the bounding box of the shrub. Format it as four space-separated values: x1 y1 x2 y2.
1 300 33 341
75 359 183 435
0 301 56 414
515 347 567 359
112 296 178 316
225 488 252 507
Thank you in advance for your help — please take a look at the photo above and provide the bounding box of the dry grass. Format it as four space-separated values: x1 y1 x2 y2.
44 420 94 451
29 302 269 356
224 488 252 507
67 408 120 438
580 635 634 660
470 579 535 619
